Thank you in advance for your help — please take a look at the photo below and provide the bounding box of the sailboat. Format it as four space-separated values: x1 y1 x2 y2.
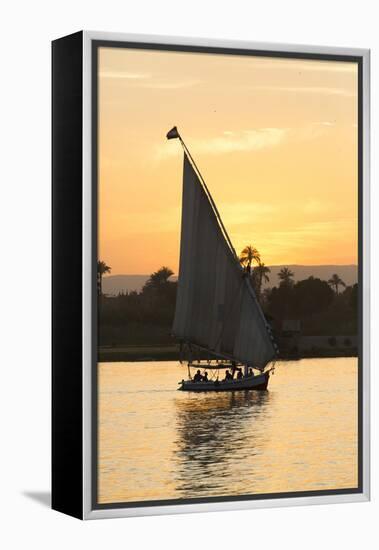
167 127 278 392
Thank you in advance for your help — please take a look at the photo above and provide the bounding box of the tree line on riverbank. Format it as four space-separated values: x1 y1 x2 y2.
97 247 358 348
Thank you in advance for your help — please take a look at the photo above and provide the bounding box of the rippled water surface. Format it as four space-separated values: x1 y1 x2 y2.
98 358 358 504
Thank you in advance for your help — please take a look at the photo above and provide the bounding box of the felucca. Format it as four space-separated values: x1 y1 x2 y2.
167 127 278 392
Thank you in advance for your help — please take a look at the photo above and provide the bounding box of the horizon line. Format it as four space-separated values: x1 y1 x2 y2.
103 263 359 277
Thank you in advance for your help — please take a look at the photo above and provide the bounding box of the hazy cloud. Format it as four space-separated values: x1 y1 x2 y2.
157 128 288 159
99 70 199 90
303 199 330 214
248 59 357 74
99 71 151 80
141 79 200 90
156 120 338 160
219 202 278 225
250 85 356 97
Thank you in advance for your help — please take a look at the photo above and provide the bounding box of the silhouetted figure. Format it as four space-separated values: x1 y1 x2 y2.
202 372 209 382
236 369 243 379
193 370 202 382
248 368 254 377
224 370 233 381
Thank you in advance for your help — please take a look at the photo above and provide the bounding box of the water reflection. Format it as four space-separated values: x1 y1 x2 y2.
98 359 358 503
174 391 271 496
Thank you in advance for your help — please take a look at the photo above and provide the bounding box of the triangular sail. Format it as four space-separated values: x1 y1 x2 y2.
172 153 277 369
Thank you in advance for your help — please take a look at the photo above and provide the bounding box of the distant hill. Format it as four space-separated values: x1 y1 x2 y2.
102 265 357 296
102 275 154 296
261 265 358 289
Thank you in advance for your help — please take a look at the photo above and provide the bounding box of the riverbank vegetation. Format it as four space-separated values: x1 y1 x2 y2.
98 251 358 359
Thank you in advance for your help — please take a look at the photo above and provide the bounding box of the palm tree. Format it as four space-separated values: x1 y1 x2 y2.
97 260 111 296
278 267 294 286
254 262 271 299
142 266 174 292
328 273 346 295
239 245 261 274
149 266 174 286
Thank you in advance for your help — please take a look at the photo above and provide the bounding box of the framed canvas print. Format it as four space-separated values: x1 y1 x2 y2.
52 31 370 519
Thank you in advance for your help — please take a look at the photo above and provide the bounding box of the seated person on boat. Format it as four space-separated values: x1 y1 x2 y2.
224 370 233 381
193 369 202 382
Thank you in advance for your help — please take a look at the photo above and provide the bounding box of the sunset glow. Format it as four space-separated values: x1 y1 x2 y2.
98 47 358 274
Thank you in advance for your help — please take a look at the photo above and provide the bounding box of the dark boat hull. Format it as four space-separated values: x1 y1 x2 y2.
178 371 270 392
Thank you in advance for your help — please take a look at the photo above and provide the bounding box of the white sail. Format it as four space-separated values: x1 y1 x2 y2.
173 153 277 369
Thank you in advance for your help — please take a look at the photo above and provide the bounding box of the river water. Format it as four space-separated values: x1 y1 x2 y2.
98 357 358 504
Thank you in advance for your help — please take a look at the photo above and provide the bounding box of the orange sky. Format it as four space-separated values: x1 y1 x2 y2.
98 47 358 275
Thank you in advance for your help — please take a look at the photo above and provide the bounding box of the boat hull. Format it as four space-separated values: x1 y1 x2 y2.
178 371 270 392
